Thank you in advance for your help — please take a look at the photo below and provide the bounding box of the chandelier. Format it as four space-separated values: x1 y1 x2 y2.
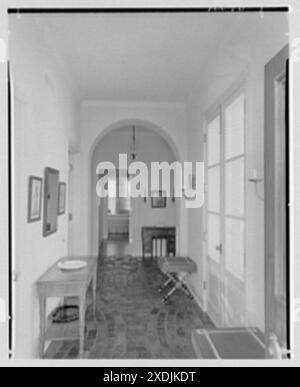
130 125 137 161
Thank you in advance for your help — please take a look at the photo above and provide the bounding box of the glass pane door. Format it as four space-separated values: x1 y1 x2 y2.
223 92 246 326
224 93 245 281
205 90 246 327
206 113 223 325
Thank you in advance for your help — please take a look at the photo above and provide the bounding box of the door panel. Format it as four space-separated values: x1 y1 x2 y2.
265 45 289 358
207 214 221 263
208 166 220 213
205 89 246 328
225 158 245 217
206 113 223 323
207 258 224 327
207 116 221 166
225 218 245 281
225 93 245 159
223 92 246 326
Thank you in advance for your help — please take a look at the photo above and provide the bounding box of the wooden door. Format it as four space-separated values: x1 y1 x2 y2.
265 45 290 358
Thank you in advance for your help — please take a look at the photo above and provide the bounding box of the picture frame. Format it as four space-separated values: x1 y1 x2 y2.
28 176 43 223
43 167 59 237
58 182 67 215
151 190 167 208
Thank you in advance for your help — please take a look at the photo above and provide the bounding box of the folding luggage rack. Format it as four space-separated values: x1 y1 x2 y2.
157 256 197 303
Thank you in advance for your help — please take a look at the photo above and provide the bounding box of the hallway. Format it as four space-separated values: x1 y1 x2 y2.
105 237 131 257
45 240 214 359
5 9 291 361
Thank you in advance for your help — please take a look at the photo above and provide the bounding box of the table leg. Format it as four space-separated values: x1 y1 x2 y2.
93 271 97 319
39 295 46 359
79 294 86 358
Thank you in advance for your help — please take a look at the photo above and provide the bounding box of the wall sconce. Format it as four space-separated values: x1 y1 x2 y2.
182 173 196 200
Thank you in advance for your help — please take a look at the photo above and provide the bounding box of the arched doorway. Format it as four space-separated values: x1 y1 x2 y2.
90 120 181 257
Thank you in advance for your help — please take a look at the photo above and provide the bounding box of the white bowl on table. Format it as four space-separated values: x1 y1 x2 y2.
58 260 87 272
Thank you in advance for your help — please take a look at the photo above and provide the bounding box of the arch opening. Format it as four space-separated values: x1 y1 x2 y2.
89 120 182 257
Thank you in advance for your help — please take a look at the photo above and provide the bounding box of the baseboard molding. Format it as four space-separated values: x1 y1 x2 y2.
186 282 204 311
204 307 220 328
186 282 220 327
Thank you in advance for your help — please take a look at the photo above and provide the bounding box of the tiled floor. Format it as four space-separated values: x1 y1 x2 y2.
45 239 214 359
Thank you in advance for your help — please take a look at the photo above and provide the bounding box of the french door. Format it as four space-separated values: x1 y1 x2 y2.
204 88 246 327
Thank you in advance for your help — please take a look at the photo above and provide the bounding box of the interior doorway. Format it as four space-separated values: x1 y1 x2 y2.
107 170 131 242
91 123 180 257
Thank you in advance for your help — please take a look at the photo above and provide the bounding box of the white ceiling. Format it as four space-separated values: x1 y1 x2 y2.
37 13 240 102
38 12 286 102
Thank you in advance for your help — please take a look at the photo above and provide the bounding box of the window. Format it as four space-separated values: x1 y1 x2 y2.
107 172 131 215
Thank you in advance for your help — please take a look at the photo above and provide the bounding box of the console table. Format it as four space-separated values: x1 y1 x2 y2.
142 226 176 259
37 256 98 359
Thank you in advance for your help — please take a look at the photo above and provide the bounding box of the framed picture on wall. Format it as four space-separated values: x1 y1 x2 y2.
58 182 66 215
151 190 167 208
43 167 59 236
27 176 43 223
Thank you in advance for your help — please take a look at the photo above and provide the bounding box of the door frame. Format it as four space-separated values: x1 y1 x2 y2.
68 150 75 256
0 60 10 360
264 44 290 356
68 148 80 256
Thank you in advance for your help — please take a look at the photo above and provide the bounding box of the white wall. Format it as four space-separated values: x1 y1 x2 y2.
78 102 188 257
186 13 289 332
9 15 80 358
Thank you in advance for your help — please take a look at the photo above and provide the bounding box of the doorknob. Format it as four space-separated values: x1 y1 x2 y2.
12 270 20 282
216 244 222 254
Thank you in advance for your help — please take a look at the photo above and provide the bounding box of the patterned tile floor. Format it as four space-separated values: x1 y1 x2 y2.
45 244 214 359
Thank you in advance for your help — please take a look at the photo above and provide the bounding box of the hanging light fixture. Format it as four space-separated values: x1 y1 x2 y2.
130 125 137 161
